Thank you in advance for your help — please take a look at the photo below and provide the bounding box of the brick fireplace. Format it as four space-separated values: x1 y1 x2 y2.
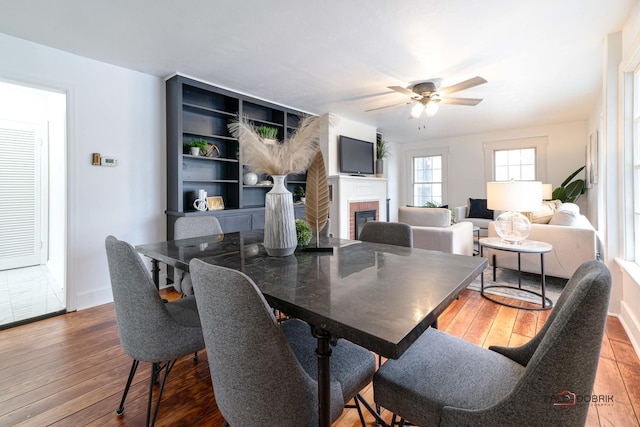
349 202 379 239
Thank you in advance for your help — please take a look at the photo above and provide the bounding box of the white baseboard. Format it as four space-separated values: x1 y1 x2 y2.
619 301 640 360
75 286 114 311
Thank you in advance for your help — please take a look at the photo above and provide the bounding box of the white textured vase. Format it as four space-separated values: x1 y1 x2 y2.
264 175 296 256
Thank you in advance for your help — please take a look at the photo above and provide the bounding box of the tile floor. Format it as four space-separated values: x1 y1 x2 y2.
0 265 65 328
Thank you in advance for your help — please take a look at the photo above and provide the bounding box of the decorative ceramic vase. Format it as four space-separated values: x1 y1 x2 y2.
376 159 384 178
264 175 296 256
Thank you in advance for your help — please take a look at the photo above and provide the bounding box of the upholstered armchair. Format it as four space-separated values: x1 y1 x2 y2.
399 207 473 255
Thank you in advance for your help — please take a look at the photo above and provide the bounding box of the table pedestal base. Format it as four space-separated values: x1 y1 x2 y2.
481 285 553 311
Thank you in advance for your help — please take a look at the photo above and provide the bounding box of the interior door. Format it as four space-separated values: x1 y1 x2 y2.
0 119 42 270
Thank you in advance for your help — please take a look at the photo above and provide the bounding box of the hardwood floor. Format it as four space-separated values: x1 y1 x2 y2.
0 287 638 426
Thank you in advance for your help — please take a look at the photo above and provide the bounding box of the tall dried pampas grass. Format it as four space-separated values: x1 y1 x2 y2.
228 115 321 176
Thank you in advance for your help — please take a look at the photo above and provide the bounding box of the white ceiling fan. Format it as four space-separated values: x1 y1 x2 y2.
366 76 487 119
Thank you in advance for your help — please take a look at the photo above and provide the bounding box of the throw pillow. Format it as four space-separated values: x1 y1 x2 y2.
557 202 580 214
522 200 560 224
549 210 580 226
467 198 493 219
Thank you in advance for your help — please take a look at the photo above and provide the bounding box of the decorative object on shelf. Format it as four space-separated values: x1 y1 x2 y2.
228 114 322 256
552 166 586 203
207 196 224 211
303 151 333 252
487 180 542 244
256 125 279 145
184 138 208 156
193 189 208 211
295 219 312 247
205 143 221 158
376 136 390 178
294 186 306 203
256 180 272 186
243 172 258 186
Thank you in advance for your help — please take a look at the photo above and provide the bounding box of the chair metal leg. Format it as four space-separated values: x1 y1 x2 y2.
356 393 389 426
116 359 139 415
147 359 177 427
345 395 367 427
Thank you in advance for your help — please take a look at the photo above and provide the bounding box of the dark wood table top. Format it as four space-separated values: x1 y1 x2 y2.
136 230 487 359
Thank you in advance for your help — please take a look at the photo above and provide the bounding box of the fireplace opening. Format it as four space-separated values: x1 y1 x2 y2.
354 210 376 239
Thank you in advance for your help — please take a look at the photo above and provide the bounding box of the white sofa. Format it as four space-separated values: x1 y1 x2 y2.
486 210 599 279
399 207 474 256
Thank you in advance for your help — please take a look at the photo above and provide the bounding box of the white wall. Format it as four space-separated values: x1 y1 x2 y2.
0 33 165 310
321 113 377 176
391 121 588 215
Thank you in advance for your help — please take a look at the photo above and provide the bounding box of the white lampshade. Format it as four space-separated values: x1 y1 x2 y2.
542 183 553 200
486 181 543 244
486 181 543 212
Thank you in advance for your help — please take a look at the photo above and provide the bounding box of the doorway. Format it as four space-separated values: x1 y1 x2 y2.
0 80 66 329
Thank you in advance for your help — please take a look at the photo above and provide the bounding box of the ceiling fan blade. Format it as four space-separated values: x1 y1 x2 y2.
440 97 483 106
388 85 420 97
438 76 487 95
365 101 412 112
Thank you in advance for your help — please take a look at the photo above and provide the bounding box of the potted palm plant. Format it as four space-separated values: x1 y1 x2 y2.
376 137 390 178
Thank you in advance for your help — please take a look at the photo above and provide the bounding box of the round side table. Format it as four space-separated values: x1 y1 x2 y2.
479 237 553 310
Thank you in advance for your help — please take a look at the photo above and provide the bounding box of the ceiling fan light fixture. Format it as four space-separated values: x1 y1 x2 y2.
410 103 424 118
425 101 439 117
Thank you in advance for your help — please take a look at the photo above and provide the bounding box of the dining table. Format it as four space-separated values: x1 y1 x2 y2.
136 229 487 427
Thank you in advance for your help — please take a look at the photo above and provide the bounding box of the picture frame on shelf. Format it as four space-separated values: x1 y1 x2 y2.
207 196 224 210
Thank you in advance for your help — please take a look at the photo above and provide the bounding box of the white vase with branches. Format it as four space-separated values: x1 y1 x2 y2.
228 115 321 256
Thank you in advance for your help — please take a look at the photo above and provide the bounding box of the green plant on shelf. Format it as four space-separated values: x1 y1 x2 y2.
294 186 306 198
184 138 208 153
256 125 279 141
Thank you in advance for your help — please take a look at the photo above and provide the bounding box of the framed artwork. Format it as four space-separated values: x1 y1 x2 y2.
207 196 224 210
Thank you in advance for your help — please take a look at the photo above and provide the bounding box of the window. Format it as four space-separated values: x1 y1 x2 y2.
494 148 536 181
483 137 547 183
633 69 640 263
412 155 443 206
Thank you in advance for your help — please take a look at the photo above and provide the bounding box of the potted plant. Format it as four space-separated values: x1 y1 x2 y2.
294 186 306 203
256 125 279 145
184 138 208 156
552 166 587 203
376 137 390 178
295 219 312 247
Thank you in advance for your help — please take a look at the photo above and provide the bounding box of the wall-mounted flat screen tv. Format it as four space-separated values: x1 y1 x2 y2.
339 135 374 175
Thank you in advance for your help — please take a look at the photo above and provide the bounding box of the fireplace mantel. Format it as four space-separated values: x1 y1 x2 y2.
328 175 388 239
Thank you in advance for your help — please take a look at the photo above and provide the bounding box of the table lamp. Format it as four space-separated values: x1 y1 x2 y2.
487 181 542 244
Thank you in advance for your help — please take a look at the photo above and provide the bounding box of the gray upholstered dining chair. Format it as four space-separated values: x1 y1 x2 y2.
105 236 205 427
373 259 611 427
358 221 413 247
189 259 377 427
173 216 223 295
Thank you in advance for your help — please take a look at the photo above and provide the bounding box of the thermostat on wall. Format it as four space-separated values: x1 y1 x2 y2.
101 156 118 166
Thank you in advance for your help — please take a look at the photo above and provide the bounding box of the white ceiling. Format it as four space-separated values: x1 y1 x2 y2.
0 0 636 142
